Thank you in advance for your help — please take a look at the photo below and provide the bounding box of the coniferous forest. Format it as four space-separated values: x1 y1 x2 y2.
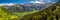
0 0 60 20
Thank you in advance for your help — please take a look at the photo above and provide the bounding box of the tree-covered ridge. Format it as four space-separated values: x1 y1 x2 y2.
0 0 59 20
21 1 60 20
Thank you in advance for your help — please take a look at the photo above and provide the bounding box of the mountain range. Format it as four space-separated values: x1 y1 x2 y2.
1 2 55 12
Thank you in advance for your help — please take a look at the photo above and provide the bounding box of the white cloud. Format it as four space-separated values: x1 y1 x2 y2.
30 0 56 4
30 1 46 4
30 1 41 3
0 3 15 6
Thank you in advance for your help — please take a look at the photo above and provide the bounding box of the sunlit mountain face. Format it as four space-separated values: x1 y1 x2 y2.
0 0 58 12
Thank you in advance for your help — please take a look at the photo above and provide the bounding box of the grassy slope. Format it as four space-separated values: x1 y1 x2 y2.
0 6 39 20
0 1 60 20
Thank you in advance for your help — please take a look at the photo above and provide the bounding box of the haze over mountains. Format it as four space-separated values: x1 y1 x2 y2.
0 1 56 12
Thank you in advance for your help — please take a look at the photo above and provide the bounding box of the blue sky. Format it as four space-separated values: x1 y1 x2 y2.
0 0 58 4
